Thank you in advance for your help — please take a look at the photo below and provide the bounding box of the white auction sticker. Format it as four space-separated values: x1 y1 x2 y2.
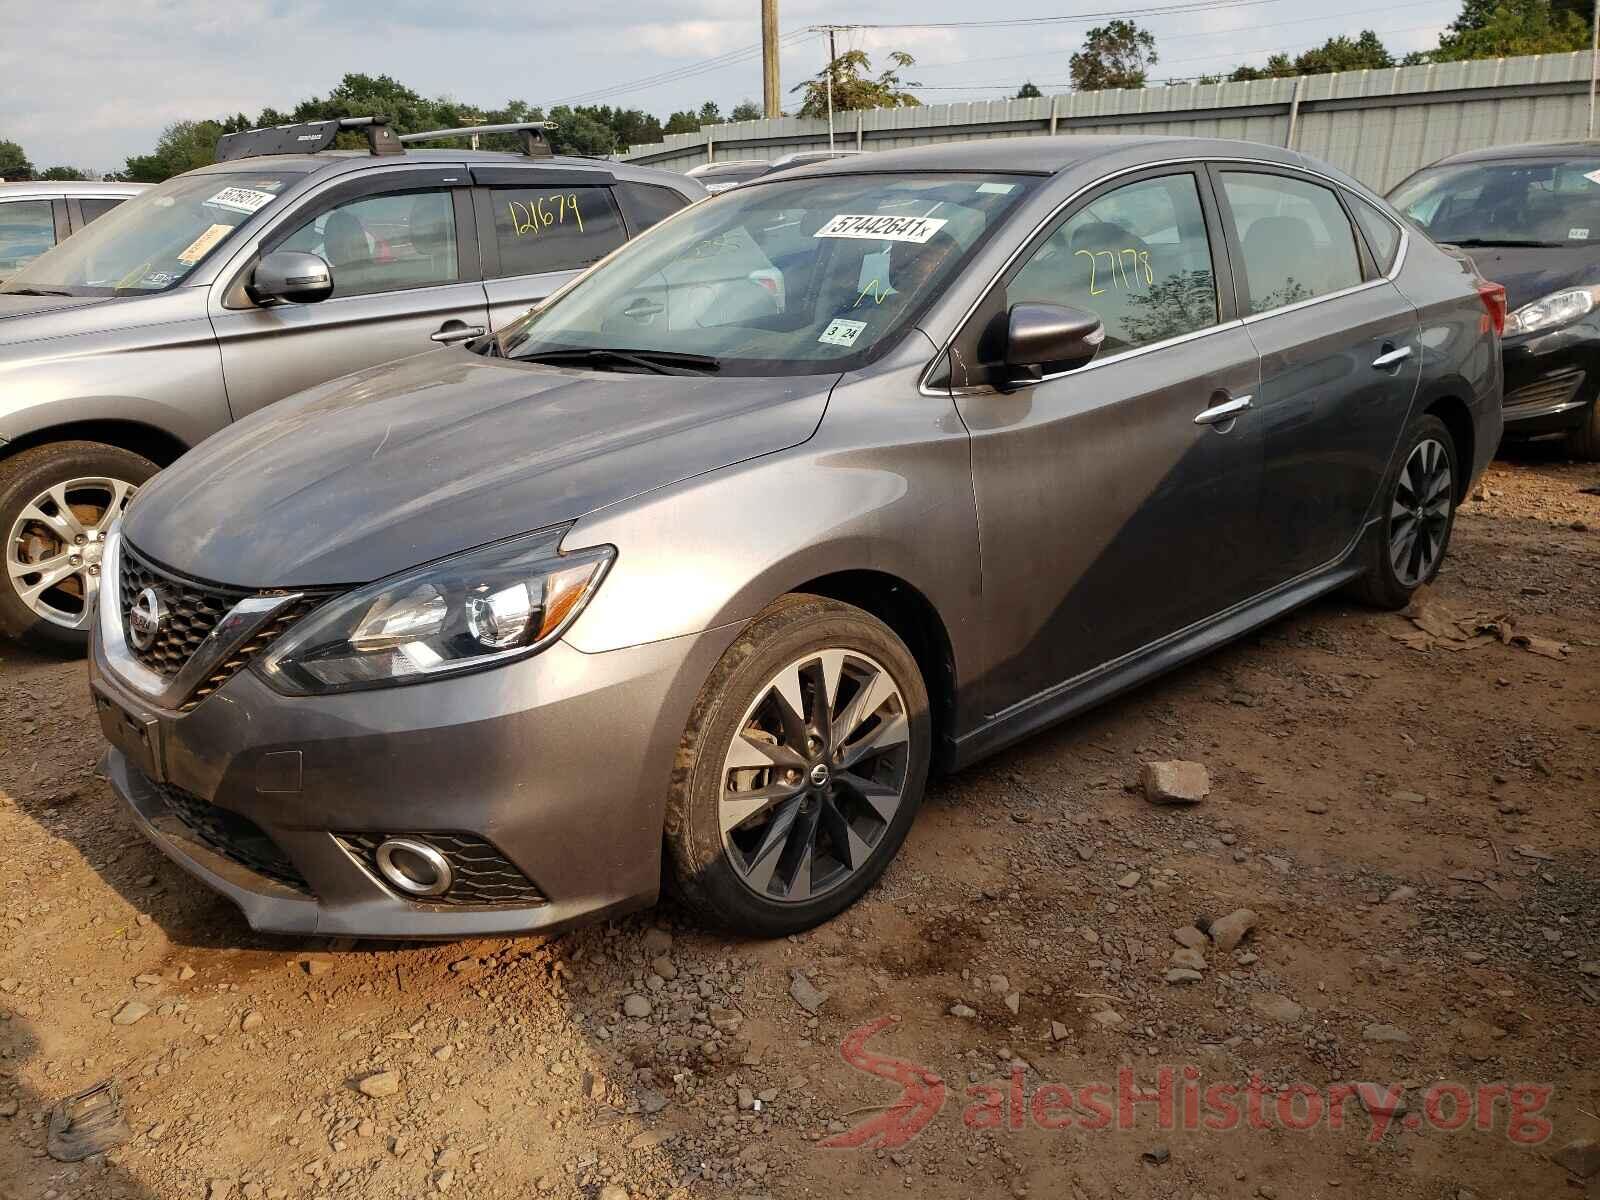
1571 227 1591 240
1585 169 1600 186
815 213 949 244
203 186 277 215
819 318 868 347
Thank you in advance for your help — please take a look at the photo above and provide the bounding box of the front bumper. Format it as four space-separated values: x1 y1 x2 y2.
1501 324 1600 436
90 617 735 939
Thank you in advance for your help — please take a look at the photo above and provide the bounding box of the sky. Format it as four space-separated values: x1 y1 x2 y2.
1 0 1463 174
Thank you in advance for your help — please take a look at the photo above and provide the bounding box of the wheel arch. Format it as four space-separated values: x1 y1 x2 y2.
2 419 190 468
1422 393 1474 501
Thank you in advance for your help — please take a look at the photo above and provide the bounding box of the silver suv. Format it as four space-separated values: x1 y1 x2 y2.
0 118 703 648
0 180 146 282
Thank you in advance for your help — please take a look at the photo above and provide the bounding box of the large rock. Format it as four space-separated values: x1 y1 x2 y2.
1554 1140 1600 1179
1249 993 1303 1024
1142 761 1211 805
1362 1023 1411 1044
357 1071 401 1098
1209 909 1258 953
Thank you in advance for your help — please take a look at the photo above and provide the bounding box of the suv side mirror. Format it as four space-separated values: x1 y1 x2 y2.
1004 302 1104 373
249 251 333 306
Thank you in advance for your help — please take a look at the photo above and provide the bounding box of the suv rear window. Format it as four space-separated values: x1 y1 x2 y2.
488 185 626 277
615 183 690 235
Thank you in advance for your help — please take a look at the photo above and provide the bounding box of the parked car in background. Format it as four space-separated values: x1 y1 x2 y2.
0 117 702 649
0 180 145 281
89 135 1500 941
1389 141 1600 459
686 149 869 194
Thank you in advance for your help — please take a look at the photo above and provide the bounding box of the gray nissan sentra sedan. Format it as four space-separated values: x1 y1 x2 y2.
88 135 1503 939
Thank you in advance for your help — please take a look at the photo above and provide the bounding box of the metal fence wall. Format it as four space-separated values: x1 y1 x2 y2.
621 51 1598 193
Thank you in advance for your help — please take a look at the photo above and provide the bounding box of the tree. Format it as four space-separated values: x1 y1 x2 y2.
1015 81 1043 99
730 100 764 121
1294 30 1394 74
38 165 89 181
123 120 231 182
1434 0 1590 60
793 50 921 117
1069 20 1158 91
0 140 33 180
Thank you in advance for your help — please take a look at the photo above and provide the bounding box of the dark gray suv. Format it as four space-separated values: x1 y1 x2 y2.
0 118 702 648
89 135 1502 939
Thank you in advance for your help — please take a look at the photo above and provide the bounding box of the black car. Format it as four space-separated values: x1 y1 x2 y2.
1390 141 1600 459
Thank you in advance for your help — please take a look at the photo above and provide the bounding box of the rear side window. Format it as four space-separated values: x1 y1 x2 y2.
0 200 57 276
1350 195 1401 272
615 182 690 235
1220 172 1363 314
1009 173 1219 356
79 197 126 224
489 185 625 277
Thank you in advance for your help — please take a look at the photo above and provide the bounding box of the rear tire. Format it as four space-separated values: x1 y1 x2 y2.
1347 413 1459 610
665 594 931 937
1563 398 1600 461
0 441 156 651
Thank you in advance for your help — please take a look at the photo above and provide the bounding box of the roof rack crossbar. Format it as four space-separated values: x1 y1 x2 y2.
399 122 558 158
214 116 402 162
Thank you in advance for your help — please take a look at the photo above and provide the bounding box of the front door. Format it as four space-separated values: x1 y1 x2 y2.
211 170 489 420
1211 167 1421 587
951 169 1264 718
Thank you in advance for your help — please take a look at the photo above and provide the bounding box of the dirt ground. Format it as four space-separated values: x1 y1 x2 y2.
2 449 1597 1200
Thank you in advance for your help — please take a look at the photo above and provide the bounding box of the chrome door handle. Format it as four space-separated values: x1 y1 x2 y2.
1372 345 1412 369
1194 394 1253 426
431 324 486 344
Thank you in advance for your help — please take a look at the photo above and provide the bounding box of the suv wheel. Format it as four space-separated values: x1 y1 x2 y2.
1564 396 1600 461
666 594 931 936
0 442 155 650
1348 413 1458 610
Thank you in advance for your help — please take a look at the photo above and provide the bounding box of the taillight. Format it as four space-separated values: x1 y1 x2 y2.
1477 281 1507 337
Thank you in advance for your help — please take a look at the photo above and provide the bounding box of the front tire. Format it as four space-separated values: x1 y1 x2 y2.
665 594 931 937
0 441 155 650
1348 413 1459 610
1564 397 1600 461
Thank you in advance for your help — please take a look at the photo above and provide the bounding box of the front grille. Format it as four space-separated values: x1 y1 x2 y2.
118 542 330 711
155 782 312 895
338 833 548 907
1505 370 1584 412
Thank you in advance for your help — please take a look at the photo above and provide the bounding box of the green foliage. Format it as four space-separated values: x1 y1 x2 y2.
793 50 921 118
1434 0 1590 61
38 165 89 181
1070 20 1158 91
730 100 764 122
0 139 34 180
1295 30 1395 73
123 120 232 182
1015 81 1043 99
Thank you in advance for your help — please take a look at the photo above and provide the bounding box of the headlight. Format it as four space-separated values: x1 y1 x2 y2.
258 528 613 695
1504 285 1600 336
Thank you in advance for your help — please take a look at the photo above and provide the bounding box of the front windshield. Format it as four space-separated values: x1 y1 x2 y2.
500 172 1038 376
1390 158 1600 248
0 171 300 296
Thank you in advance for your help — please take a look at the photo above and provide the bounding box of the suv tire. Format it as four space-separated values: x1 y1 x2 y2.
665 594 931 936
1347 413 1459 610
1564 396 1600 461
0 441 156 650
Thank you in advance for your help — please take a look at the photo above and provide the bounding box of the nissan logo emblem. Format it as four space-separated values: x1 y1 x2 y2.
127 587 168 652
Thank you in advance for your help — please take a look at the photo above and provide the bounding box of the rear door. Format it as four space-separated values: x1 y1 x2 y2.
0 197 61 279
1211 166 1421 588
211 166 489 419
470 166 629 329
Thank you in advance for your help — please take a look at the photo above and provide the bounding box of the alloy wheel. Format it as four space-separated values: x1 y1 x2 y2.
6 476 137 630
1389 438 1452 588
719 648 911 904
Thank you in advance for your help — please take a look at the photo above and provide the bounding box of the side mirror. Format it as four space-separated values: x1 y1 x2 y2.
249 250 333 306
1004 302 1104 373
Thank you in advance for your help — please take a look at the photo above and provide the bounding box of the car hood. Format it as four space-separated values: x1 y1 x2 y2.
1456 244 1600 309
122 349 834 588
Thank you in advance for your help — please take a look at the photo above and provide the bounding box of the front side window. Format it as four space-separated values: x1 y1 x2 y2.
1388 157 1600 249
1009 173 1219 355
0 200 56 278
278 190 458 298
0 172 299 296
498 172 1037 376
488 185 625 277
1221 172 1363 313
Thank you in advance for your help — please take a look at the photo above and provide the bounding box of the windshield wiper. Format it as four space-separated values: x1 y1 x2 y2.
1447 237 1565 249
1 287 76 297
519 348 722 376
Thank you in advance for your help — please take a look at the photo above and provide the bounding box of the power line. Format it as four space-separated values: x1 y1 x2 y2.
543 28 812 108
810 0 1288 32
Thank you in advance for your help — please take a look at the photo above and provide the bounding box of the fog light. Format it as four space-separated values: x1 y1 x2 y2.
374 838 453 897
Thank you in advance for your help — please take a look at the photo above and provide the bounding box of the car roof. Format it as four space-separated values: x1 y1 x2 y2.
182 148 696 189
1429 140 1600 166
0 180 147 198
788 133 1310 178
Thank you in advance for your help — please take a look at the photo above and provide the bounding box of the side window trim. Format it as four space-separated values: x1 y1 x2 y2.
1206 163 1377 320
1345 191 1404 277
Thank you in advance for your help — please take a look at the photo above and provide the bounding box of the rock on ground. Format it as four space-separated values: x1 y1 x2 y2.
1141 760 1211 804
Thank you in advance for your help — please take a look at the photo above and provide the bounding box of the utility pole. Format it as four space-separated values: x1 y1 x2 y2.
762 0 781 118
826 26 837 151
1590 0 1598 139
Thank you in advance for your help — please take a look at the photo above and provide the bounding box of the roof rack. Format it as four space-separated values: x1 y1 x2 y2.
399 122 558 158
215 117 402 162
